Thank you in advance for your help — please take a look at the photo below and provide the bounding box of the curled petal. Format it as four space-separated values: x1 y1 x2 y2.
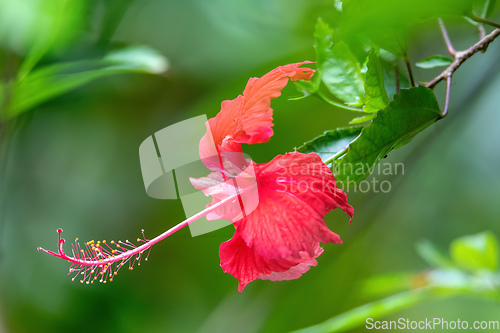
220 232 323 292
200 62 315 164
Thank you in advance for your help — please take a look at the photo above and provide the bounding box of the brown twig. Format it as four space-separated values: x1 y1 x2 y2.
442 76 452 118
439 18 456 57
426 27 500 89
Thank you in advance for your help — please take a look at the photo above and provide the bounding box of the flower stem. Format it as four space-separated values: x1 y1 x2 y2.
38 184 256 266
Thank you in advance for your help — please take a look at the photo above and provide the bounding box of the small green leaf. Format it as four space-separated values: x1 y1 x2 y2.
335 86 441 185
363 50 389 113
349 114 376 124
416 55 453 69
416 240 454 268
314 18 365 106
473 0 497 18
450 232 499 272
6 45 168 119
297 126 363 161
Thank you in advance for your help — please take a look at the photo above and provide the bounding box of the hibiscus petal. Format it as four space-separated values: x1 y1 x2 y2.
190 156 259 222
235 152 353 260
220 232 323 292
200 62 314 164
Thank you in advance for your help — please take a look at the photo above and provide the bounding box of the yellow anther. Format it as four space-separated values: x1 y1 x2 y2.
86 281 89 285
129 267 133 270
75 237 79 241
137 238 141 242
116 244 120 248
80 280 83 283
103 240 106 243
114 272 117 275
110 278 113 282
112 250 116 254
111 241 114 244
71 278 75 281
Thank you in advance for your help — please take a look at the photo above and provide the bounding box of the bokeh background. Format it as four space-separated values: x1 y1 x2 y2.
1 0 500 332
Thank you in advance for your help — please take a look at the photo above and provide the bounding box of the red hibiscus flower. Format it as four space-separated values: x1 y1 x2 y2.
193 61 354 291
192 152 353 291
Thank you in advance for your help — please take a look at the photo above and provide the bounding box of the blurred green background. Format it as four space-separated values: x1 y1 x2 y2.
1 0 500 332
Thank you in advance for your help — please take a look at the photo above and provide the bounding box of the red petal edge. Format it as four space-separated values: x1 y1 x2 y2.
220 232 323 292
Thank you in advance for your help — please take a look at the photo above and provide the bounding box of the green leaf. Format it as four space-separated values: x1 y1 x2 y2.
290 290 431 333
335 86 441 185
297 127 363 161
349 114 376 124
363 50 389 113
416 55 453 69
416 240 454 268
314 18 365 107
450 232 499 272
6 45 168 119
340 0 474 37
368 28 408 58
473 0 497 18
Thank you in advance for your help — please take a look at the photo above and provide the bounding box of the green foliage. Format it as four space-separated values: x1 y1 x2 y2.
340 0 474 35
367 28 408 59
450 232 499 272
473 0 497 18
5 46 168 119
314 19 365 107
297 127 363 161
335 86 441 185
295 232 500 333
416 55 454 69
363 50 389 113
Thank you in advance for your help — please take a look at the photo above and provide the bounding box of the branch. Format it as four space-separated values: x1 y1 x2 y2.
439 18 456 57
442 76 452 118
426 27 500 89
